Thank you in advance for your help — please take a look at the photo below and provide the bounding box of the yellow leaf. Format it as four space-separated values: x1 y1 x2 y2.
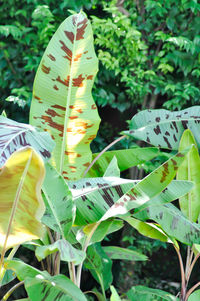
0 147 45 251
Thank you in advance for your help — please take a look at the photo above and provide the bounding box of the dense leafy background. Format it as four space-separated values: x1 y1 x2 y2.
1 0 200 298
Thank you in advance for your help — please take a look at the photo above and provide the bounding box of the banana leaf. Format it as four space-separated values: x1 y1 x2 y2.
29 12 101 181
123 107 200 150
127 286 178 301
0 116 54 167
0 147 45 251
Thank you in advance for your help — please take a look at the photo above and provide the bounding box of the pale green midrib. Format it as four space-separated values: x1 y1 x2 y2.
59 15 80 175
2 151 32 252
42 186 65 239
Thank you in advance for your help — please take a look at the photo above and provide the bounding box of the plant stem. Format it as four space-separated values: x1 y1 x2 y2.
76 222 100 287
68 262 76 284
185 281 200 301
1 281 25 301
83 135 126 176
186 253 200 283
174 246 186 300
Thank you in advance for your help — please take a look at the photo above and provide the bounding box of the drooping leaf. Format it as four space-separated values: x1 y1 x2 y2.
177 130 200 222
42 163 75 238
0 268 16 286
124 107 200 150
188 289 200 301
135 203 200 245
103 246 147 261
110 286 122 301
103 156 120 177
0 116 54 167
123 217 170 242
100 149 189 221
29 12 101 181
88 147 159 177
0 147 45 251
127 286 178 301
68 177 138 225
25 274 87 301
4 260 87 301
35 239 85 265
84 244 112 291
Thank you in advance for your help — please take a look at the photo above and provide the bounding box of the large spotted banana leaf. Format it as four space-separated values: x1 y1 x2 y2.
123 106 200 150
29 12 101 181
0 116 54 167
0 147 45 251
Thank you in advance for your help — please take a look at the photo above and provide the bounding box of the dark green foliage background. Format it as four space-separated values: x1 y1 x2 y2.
1 0 200 298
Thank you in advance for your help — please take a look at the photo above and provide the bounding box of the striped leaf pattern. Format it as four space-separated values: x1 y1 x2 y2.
29 12 101 180
0 116 54 167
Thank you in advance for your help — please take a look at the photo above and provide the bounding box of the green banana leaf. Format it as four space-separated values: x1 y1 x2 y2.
29 12 101 181
177 130 200 222
134 203 200 245
87 147 159 177
35 239 85 265
110 286 122 301
102 246 147 261
42 163 75 239
123 107 200 150
0 147 45 251
127 286 178 301
0 116 54 167
4 260 87 301
188 289 200 301
103 156 120 177
101 149 189 221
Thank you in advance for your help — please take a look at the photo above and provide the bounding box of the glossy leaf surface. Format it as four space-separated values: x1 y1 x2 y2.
88 147 159 177
177 130 200 222
42 163 75 238
0 147 45 251
124 107 200 150
0 116 54 167
30 12 101 180
127 286 178 301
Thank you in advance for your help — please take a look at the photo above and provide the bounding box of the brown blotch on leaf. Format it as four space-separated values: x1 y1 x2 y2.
53 85 59 90
155 117 161 122
86 57 92 60
91 104 97 110
160 162 169 183
165 131 170 136
177 152 184 157
56 75 70 87
52 104 66 111
172 121 178 133
69 116 78 120
41 64 51 74
83 162 90 167
173 134 177 142
64 31 74 43
181 120 188 129
47 54 56 61
34 95 41 100
72 74 85 87
87 75 94 80
41 115 64 135
76 18 88 40
59 40 72 63
163 136 172 149
45 109 61 118
154 125 161 135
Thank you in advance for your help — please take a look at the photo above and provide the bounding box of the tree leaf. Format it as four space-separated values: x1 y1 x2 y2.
135 203 200 245
35 239 85 265
0 116 54 167
123 217 170 242
110 286 122 301
68 177 138 225
177 129 200 222
88 147 159 177
127 285 178 301
103 246 147 261
42 163 75 238
124 107 200 150
100 149 189 221
0 268 16 286
188 289 200 301
103 156 120 177
29 12 101 181
0 147 45 251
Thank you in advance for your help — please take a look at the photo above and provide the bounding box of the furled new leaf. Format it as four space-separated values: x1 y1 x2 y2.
127 286 178 301
135 203 200 245
0 147 45 251
124 107 200 150
101 149 189 221
103 246 147 261
177 129 200 222
29 12 101 181
0 116 54 167
87 147 159 177
35 239 85 265
42 163 75 238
